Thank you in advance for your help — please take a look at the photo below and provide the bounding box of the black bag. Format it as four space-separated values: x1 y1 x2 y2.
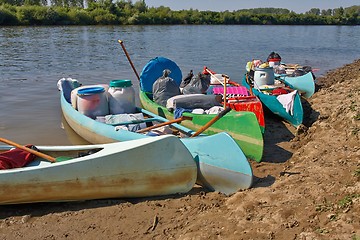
180 70 193 88
152 69 181 107
182 72 211 95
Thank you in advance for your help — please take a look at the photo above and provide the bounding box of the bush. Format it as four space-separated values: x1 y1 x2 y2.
0 5 18 25
68 8 93 25
89 8 118 25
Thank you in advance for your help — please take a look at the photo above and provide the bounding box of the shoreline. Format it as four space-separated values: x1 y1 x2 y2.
1 59 359 239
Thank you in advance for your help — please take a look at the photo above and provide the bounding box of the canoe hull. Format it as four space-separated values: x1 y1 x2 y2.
182 134 253 194
277 72 315 98
225 96 265 133
0 136 197 204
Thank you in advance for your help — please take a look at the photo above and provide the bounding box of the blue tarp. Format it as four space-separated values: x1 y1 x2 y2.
139 56 182 93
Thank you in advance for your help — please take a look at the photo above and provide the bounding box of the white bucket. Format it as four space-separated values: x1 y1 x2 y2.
107 80 136 114
76 86 109 119
253 67 275 88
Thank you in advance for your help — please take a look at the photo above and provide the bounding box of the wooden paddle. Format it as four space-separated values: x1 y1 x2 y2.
118 40 140 81
191 107 232 137
136 116 192 133
0 137 56 163
223 75 228 108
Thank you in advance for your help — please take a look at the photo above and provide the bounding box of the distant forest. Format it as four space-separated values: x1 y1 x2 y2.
0 0 359 25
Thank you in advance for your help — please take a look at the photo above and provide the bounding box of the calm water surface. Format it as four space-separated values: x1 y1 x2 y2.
0 25 359 145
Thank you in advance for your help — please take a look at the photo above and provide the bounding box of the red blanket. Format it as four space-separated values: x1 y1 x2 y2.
0 145 37 170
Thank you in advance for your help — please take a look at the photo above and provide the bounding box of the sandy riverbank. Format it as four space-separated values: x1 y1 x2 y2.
1 60 359 240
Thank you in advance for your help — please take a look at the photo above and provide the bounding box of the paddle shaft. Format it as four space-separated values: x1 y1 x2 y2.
223 75 227 108
0 138 56 163
205 68 225 86
136 116 192 133
191 107 232 137
204 68 231 107
118 40 140 81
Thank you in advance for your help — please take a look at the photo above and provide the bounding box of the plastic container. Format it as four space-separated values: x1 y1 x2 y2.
253 67 275 88
76 86 109 119
71 84 109 109
107 80 136 114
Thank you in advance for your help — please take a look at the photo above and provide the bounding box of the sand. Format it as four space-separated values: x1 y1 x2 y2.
1 60 359 240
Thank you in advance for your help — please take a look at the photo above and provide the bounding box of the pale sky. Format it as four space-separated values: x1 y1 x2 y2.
145 0 359 13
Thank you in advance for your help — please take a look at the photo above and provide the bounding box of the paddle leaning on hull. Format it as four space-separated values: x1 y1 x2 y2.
138 56 264 162
59 86 253 195
0 136 197 205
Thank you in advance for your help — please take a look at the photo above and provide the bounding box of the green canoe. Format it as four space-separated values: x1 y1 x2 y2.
139 56 264 162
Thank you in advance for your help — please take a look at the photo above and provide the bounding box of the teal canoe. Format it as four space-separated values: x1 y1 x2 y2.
242 74 303 128
0 135 197 204
275 71 315 98
139 56 264 162
58 81 253 194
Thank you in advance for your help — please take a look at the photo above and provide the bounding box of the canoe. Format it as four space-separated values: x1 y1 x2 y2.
275 71 315 98
0 135 197 205
139 56 264 162
242 73 304 128
59 82 253 194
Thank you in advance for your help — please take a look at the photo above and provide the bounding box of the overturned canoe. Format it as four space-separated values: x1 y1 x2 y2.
0 135 197 205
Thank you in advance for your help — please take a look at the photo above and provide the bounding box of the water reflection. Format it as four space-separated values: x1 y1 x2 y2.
61 114 91 145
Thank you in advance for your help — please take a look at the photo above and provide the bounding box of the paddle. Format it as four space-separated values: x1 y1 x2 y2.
136 116 192 133
0 137 56 163
204 68 229 108
191 107 232 137
223 75 227 109
118 40 140 81
245 73 255 96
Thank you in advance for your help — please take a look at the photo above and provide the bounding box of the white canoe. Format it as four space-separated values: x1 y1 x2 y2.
0 135 197 205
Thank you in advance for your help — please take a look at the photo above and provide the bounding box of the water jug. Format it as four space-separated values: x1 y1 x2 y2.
107 80 136 114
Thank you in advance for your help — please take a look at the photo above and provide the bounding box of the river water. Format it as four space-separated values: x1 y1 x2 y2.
0 25 359 145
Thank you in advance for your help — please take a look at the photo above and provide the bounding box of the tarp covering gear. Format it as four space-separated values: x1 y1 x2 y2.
140 56 182 93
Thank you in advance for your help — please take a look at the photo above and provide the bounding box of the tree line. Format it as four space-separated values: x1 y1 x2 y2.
0 0 359 25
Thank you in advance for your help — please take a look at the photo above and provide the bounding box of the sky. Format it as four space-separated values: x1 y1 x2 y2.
145 0 359 13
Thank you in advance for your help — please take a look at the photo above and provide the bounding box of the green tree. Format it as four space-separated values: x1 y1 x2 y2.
306 8 320 15
321 9 332 16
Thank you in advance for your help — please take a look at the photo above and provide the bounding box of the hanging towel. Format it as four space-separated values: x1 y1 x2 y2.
276 90 297 115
